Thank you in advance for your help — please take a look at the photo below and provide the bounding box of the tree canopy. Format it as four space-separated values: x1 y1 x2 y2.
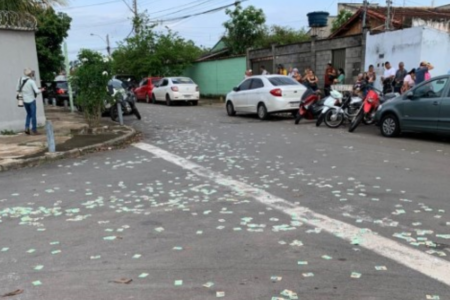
260 25 310 48
0 0 67 12
331 10 354 33
35 8 72 80
112 16 203 78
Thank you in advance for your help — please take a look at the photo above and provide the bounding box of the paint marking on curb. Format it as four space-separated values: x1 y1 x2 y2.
134 142 450 287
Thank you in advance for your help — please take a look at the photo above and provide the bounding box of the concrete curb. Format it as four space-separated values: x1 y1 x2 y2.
0 125 137 173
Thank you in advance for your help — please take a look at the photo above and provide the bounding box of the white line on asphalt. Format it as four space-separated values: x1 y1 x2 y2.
134 142 450 287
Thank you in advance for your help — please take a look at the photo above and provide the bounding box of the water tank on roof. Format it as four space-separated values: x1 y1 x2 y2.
307 11 329 27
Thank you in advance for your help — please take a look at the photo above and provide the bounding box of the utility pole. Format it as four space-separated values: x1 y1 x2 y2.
106 34 111 56
386 0 392 31
362 0 369 28
122 0 139 35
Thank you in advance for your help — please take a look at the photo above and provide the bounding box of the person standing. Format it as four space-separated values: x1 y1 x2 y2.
394 62 407 93
367 65 376 88
305 69 319 91
17 68 45 135
260 65 269 75
401 68 416 94
287 66 294 77
54 70 67 81
244 69 252 79
415 61 434 85
324 63 336 96
381 61 396 94
334 68 345 84
277 64 287 76
292 68 302 83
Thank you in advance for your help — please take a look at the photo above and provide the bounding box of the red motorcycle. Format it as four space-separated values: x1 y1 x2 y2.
348 89 380 132
294 89 323 125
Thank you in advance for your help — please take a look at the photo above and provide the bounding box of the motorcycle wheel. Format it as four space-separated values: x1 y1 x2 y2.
362 113 376 125
134 108 142 120
110 105 119 122
348 111 364 132
294 113 303 125
324 109 344 128
316 112 325 127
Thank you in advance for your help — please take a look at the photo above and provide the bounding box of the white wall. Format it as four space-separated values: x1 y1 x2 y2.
365 27 423 91
0 29 45 132
419 27 450 78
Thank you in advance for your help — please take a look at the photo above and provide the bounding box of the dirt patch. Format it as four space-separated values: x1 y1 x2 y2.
56 134 120 152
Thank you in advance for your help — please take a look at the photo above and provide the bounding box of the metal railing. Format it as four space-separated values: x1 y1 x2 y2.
0 11 37 31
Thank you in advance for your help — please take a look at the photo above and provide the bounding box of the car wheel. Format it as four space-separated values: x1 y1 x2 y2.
226 101 236 116
380 114 400 137
166 94 172 106
152 94 157 104
192 101 198 106
257 103 268 120
145 94 150 103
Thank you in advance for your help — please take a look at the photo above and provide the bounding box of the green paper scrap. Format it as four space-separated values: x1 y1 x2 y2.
174 280 183 286
216 291 225 298
203 281 214 288
173 247 183 251
375 266 387 271
32 280 42 286
51 250 61 255
436 234 450 239
138 273 149 278
351 272 362 279
103 236 116 241
233 227 242 231
1 247 9 252
280 289 298 299
216 226 225 230
278 241 287 245
34 265 44 271
272 298 285 300
50 241 60 245
155 227 164 233
426 295 440 300
27 249 36 254
196 231 203 235
302 272 314 277
322 255 332 260
270 276 282 281
297 261 308 265
90 255 101 260
132 254 142 259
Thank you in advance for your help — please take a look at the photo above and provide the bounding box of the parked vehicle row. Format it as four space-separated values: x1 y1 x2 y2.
225 74 450 139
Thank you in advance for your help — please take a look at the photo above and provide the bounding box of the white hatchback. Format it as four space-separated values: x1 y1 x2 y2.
225 75 307 120
152 77 200 106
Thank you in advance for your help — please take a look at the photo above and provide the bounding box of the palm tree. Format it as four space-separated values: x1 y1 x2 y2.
0 0 67 13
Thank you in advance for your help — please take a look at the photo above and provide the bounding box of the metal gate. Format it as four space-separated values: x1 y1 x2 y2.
251 58 273 75
332 49 346 72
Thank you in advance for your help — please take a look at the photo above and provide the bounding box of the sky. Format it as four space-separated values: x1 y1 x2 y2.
56 0 450 60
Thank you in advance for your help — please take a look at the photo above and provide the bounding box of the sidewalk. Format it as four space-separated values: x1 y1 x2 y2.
0 107 137 171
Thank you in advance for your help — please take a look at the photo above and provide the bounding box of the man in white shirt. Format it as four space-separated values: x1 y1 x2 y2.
54 71 67 81
16 68 45 135
381 61 396 93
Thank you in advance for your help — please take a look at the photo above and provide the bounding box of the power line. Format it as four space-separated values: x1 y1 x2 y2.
148 0 217 18
58 0 121 10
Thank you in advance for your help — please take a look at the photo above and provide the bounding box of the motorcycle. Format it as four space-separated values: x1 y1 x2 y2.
348 88 399 132
294 89 323 125
321 91 363 128
107 79 141 122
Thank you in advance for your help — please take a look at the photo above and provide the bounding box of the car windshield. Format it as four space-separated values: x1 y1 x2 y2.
151 79 161 84
171 77 194 84
268 77 300 86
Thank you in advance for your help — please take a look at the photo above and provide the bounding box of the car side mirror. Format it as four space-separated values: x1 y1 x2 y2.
406 91 413 99
233 87 239 92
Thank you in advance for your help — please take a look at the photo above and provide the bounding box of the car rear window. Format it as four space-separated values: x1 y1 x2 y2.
172 78 194 84
151 79 160 84
56 82 68 89
268 77 300 86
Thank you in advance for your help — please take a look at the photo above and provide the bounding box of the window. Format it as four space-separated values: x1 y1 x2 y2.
268 77 300 86
238 79 252 91
151 78 160 84
56 82 68 90
161 79 169 87
251 79 264 89
140 79 148 87
413 78 448 99
171 77 194 84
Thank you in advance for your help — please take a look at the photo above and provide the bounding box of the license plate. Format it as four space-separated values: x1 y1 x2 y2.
184 94 191 98
290 103 298 108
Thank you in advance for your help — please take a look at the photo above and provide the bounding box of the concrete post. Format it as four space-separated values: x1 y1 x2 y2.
45 120 55 153
361 28 369 72
117 102 124 125
271 44 276 74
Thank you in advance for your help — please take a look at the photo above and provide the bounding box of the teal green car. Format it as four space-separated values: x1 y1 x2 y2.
375 75 450 137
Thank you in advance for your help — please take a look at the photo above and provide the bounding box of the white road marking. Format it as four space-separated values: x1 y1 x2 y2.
134 142 450 287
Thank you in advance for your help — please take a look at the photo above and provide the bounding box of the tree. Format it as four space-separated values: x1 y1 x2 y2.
112 15 203 78
34 8 72 80
331 10 354 33
260 25 310 48
223 4 266 55
0 0 67 12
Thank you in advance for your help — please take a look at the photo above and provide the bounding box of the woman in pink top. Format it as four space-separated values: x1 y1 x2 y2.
401 68 416 94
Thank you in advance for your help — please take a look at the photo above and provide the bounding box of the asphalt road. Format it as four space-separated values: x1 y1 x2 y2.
0 102 449 300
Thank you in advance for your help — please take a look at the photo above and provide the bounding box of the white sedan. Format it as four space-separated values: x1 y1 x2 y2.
152 77 200 106
225 75 307 120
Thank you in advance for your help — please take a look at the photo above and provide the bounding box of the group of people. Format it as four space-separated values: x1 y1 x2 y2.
380 61 434 94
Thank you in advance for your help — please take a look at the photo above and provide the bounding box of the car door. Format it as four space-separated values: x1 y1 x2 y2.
233 79 252 112
401 77 448 132
437 83 450 134
155 79 168 100
135 79 147 100
247 78 265 113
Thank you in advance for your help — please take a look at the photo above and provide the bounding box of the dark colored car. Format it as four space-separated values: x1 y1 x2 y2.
112 75 138 88
40 80 77 107
134 77 162 103
375 75 450 137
